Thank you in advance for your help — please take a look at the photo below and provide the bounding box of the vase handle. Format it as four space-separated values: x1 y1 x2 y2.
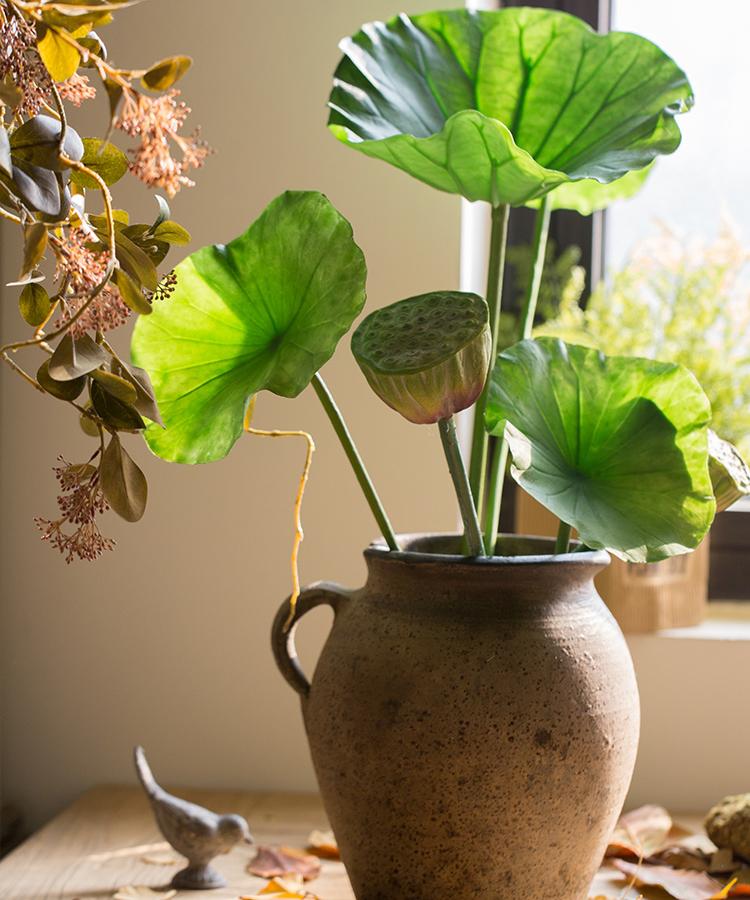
271 581 351 698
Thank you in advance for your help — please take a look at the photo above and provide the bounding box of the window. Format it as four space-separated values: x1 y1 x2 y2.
608 0 750 597
471 0 750 595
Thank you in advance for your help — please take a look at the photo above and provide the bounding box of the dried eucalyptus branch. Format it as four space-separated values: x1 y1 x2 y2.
0 0 208 559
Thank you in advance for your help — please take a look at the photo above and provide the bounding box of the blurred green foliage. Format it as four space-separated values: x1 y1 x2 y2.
539 224 750 458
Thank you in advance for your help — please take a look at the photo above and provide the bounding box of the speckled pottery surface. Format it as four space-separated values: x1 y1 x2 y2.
272 534 640 900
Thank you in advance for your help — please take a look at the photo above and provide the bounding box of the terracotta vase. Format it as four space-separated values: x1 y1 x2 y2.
272 534 640 900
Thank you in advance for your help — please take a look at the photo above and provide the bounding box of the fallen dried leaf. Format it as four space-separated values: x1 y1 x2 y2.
247 846 321 882
607 805 675 860
614 859 731 900
140 852 178 866
241 873 319 899
653 847 713 872
113 888 177 900
306 829 340 860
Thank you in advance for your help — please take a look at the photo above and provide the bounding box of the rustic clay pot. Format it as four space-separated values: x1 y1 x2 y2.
272 534 640 900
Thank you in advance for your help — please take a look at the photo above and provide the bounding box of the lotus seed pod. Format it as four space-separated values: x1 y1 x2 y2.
709 431 750 513
351 291 491 425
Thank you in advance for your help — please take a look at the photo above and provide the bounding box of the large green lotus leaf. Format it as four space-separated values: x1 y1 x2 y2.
528 164 653 215
485 338 715 562
328 8 692 205
131 191 367 464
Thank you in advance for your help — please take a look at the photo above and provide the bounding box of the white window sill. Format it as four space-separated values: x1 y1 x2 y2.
642 602 750 641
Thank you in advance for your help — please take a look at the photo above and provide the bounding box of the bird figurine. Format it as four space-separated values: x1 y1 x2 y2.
134 745 254 890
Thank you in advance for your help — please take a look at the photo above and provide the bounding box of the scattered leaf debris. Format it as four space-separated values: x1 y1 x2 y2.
606 805 689 860
140 852 179 866
247 845 321 881
614 859 744 900
241 873 319 899
595 804 750 899
306 829 340 860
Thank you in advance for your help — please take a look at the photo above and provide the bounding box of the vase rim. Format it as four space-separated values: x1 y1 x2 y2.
366 532 610 568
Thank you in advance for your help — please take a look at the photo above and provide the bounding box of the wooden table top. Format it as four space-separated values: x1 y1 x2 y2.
0 786 702 899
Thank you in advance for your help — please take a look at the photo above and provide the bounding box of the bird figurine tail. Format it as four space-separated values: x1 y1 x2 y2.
134 745 159 799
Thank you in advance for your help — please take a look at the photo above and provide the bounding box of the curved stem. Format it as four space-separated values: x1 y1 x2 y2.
555 520 572 554
244 404 316 630
312 373 399 551
484 197 552 553
439 417 485 557
468 202 510 512
2 351 42 391
0 206 21 224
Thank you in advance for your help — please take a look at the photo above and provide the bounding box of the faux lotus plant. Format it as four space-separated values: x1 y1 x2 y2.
127 6 749 597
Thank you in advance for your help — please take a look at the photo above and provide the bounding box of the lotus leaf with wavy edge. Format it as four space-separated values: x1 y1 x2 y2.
131 191 367 464
328 8 691 207
484 338 715 562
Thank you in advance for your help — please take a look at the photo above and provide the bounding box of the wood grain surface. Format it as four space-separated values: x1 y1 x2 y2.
0 786 703 899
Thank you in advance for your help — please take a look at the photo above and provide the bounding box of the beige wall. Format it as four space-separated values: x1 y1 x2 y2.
0 0 460 830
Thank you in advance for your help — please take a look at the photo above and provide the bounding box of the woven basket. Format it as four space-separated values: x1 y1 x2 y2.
514 491 709 633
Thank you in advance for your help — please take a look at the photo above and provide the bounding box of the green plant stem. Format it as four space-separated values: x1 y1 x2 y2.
484 197 552 553
482 439 508 556
555 520 572 554
468 202 510 513
519 195 552 340
312 372 399 551
439 417 486 557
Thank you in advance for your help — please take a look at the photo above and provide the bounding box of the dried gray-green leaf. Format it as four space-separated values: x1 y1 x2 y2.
90 368 138 404
104 78 122 115
37 358 86 400
6 161 64 217
10 114 84 171
114 231 159 292
152 220 190 245
90 380 146 431
100 434 147 522
78 32 107 66
49 333 108 380
70 138 128 189
79 404 100 437
141 55 192 91
113 268 152 315
113 361 164 427
21 222 48 277
19 282 51 326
